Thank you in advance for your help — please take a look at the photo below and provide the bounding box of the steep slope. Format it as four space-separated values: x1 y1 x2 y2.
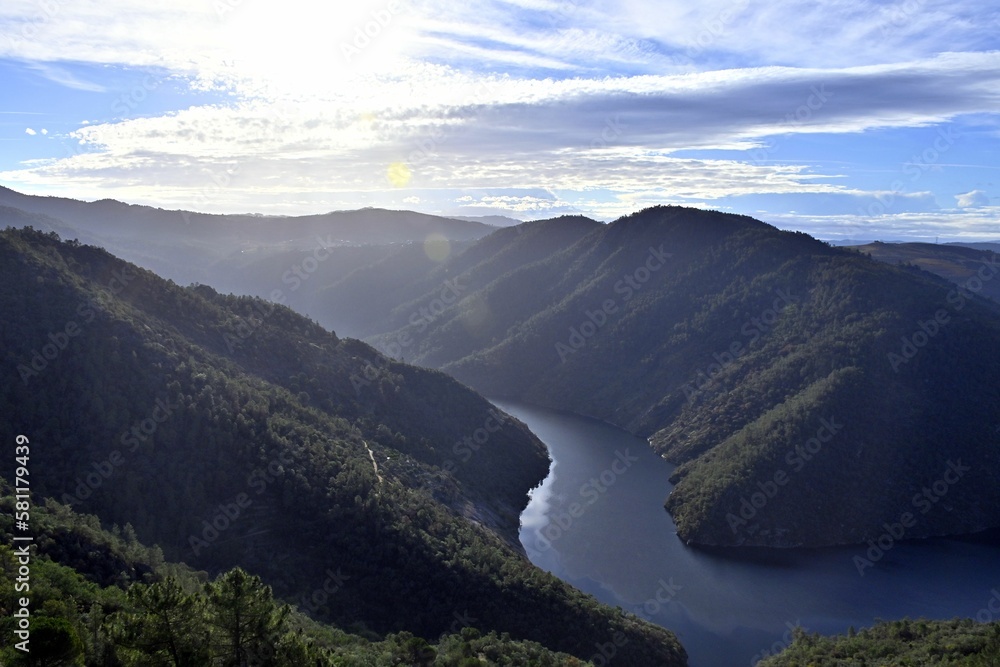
0 228 686 665
315 214 602 339
354 206 1000 548
0 485 591 666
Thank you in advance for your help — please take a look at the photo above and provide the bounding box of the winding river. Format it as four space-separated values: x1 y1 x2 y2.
496 399 1000 667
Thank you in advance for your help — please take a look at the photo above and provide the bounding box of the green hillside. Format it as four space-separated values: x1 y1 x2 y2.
342 206 1000 548
758 617 1000 666
0 485 595 666
0 227 686 665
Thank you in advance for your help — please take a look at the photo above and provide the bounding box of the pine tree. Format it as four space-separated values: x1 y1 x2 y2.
114 577 209 666
205 567 290 667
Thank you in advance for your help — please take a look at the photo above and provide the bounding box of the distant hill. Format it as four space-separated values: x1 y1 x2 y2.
848 241 1000 303
321 206 1000 548
0 186 495 286
948 241 1000 253
0 228 686 665
451 214 525 227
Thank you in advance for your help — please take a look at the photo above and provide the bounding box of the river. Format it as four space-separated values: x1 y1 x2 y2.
495 399 1000 667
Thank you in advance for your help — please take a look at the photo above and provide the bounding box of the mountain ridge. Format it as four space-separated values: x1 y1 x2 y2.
0 227 687 665
331 206 1000 549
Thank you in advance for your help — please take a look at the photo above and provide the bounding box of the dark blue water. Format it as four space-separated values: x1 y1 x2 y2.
497 399 1000 667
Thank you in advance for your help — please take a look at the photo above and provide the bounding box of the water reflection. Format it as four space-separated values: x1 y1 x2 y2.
496 399 1000 667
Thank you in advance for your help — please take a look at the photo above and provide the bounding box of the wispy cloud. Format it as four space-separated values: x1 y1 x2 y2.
28 63 107 92
0 0 997 238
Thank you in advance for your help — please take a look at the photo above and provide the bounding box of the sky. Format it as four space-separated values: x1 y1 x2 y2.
1 0 999 241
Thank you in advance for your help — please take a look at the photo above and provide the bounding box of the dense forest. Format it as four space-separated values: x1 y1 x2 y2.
308 206 1000 549
757 617 1000 666
0 228 686 665
0 485 592 666
5 205 1000 662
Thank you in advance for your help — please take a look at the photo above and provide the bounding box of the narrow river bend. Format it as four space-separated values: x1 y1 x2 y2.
496 399 1000 667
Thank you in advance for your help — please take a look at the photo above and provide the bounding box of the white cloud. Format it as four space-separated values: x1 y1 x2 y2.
24 128 36 135
4 51 995 209
955 189 990 207
1 0 999 243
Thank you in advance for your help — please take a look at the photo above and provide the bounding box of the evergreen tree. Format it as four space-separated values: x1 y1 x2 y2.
114 577 209 667
205 568 290 667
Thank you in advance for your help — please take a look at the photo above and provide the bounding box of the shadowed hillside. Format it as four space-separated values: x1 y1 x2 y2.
0 227 687 665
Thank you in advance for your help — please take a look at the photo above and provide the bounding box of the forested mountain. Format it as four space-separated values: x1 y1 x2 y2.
333 206 1000 548
0 228 686 665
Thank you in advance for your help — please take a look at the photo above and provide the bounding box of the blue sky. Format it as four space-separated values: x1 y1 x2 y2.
1 0 999 241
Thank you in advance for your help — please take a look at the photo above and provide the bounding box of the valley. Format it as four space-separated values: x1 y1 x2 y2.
4 4 1000 662
2 191 1000 665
